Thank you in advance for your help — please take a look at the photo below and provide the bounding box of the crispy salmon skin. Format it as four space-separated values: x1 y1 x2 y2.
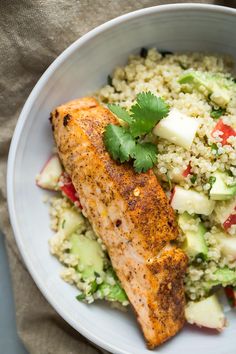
51 97 188 348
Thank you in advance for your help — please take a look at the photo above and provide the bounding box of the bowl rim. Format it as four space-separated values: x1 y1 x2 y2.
7 3 236 354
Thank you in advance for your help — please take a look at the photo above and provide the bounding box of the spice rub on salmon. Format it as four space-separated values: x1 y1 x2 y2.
51 97 188 349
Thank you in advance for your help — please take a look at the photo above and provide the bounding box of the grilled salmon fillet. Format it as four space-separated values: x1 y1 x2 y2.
51 97 188 348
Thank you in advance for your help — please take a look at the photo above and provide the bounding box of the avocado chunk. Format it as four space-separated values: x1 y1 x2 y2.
59 208 85 237
179 71 234 108
98 268 128 303
210 171 236 201
70 233 104 279
185 294 225 330
178 212 208 260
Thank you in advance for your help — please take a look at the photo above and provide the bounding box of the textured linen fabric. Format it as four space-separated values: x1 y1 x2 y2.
0 1 234 353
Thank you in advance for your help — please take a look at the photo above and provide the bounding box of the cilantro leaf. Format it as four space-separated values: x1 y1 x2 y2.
104 92 166 173
129 92 169 137
133 143 158 173
108 104 133 125
103 124 136 163
103 124 157 173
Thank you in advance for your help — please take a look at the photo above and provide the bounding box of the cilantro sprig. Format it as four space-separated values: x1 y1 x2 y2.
104 125 136 163
104 91 169 173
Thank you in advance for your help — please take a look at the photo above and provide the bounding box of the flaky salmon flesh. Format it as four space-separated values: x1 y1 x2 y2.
51 97 188 349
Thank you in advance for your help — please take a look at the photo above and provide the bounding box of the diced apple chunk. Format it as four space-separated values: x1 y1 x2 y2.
153 108 200 150
213 197 236 231
169 168 185 183
168 164 191 183
210 88 230 108
224 212 236 230
209 171 236 201
214 231 236 259
36 154 63 190
171 186 215 216
185 295 226 331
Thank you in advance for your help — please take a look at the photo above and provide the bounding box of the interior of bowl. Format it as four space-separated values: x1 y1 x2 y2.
8 4 236 354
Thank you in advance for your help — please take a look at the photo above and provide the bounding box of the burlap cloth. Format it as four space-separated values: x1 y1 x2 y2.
0 1 234 353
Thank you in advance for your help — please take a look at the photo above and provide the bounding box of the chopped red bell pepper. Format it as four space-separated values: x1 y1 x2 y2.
212 119 236 146
182 164 192 177
59 172 82 208
223 207 236 230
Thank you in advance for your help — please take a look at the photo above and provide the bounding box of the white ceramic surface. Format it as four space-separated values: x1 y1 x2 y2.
7 4 236 354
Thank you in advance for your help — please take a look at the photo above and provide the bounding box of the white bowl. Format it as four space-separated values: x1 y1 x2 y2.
7 4 236 354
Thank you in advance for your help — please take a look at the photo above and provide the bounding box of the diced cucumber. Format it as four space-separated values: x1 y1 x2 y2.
178 213 208 260
210 171 236 201
58 208 85 237
185 294 225 330
99 282 128 303
171 186 215 216
70 233 104 279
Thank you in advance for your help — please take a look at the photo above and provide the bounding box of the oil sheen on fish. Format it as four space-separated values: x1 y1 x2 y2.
51 97 188 349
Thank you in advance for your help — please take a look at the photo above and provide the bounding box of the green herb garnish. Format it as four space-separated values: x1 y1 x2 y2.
104 125 136 163
190 175 197 184
208 176 216 187
104 92 169 173
211 143 219 155
89 280 98 294
62 219 66 229
107 75 113 86
108 104 133 125
210 108 226 119
76 293 86 301
133 143 158 173
129 92 169 137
